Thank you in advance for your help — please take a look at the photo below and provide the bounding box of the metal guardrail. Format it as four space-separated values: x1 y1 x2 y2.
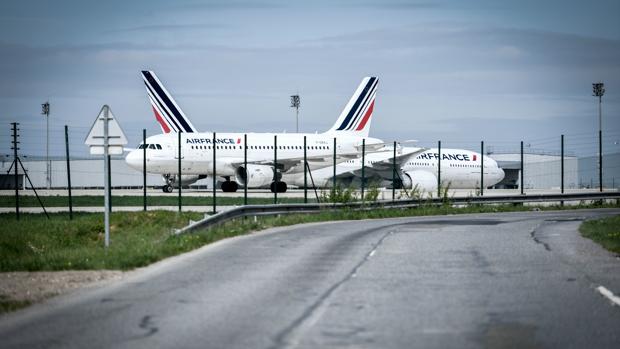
176 191 620 235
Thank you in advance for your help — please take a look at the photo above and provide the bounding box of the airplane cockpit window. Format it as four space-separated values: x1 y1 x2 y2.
138 144 162 150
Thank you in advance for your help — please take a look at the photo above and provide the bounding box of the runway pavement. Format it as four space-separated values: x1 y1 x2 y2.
1 209 619 348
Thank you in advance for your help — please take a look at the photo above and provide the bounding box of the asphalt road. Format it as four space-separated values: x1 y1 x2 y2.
1 209 619 348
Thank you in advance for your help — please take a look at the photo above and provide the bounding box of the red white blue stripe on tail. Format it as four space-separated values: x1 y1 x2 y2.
328 76 377 137
141 71 197 133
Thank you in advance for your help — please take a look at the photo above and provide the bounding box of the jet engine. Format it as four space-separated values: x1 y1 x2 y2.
401 170 437 192
235 165 278 188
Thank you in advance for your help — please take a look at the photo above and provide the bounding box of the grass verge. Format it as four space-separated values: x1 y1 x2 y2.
579 215 620 254
0 211 210 271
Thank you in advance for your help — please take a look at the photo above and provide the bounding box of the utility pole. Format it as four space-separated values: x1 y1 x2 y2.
11 122 19 220
42 101 50 189
593 82 605 192
290 95 300 133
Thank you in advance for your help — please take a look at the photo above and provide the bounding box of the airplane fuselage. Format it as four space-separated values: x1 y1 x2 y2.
126 132 383 176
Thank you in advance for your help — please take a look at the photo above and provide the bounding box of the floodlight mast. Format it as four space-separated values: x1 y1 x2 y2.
592 82 605 192
42 101 50 189
290 94 300 133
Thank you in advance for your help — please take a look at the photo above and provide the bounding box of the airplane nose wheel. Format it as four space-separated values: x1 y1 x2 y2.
221 181 239 192
270 181 287 193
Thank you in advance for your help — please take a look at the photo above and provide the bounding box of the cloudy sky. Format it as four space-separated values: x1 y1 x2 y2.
1 0 619 158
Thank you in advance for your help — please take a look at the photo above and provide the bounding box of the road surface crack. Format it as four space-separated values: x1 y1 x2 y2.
138 315 158 337
269 230 393 349
530 224 551 252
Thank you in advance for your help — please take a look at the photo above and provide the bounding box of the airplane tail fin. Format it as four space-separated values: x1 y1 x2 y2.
327 76 378 138
141 70 197 133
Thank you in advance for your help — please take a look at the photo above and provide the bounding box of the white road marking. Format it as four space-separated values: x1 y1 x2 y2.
596 286 620 307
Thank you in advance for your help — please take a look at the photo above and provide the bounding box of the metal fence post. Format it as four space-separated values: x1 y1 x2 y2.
244 134 248 206
304 136 307 204
333 137 336 202
480 140 484 196
178 131 182 212
361 138 366 201
392 141 396 202
143 129 146 211
212 132 216 213
437 140 441 197
65 125 73 219
561 134 564 194
599 128 603 191
274 135 278 204
520 141 524 195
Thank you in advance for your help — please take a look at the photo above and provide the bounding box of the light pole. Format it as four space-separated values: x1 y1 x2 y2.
593 82 605 192
42 101 50 189
290 94 300 133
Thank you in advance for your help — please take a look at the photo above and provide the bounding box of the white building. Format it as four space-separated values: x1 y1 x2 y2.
0 155 166 189
489 151 578 190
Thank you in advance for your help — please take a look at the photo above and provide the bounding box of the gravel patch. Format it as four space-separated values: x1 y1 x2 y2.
0 271 123 312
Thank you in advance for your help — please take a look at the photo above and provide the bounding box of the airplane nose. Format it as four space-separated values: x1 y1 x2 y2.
497 168 505 182
125 150 143 170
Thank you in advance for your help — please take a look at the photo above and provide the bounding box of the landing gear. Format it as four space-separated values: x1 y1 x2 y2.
270 181 288 193
221 180 239 193
162 174 175 193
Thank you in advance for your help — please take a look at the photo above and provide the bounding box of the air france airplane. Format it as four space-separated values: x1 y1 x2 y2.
284 146 505 192
125 71 383 193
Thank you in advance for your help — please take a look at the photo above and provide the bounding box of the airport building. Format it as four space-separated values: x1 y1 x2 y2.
490 151 619 190
490 151 579 190
0 155 163 190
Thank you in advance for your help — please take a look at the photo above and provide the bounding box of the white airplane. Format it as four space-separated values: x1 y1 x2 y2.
125 71 384 193
284 146 505 193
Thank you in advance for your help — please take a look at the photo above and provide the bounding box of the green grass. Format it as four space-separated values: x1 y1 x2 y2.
580 215 620 254
0 195 314 207
0 211 218 271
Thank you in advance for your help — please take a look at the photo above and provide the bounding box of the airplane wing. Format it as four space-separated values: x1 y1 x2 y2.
230 151 360 174
347 147 429 178
367 147 428 172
